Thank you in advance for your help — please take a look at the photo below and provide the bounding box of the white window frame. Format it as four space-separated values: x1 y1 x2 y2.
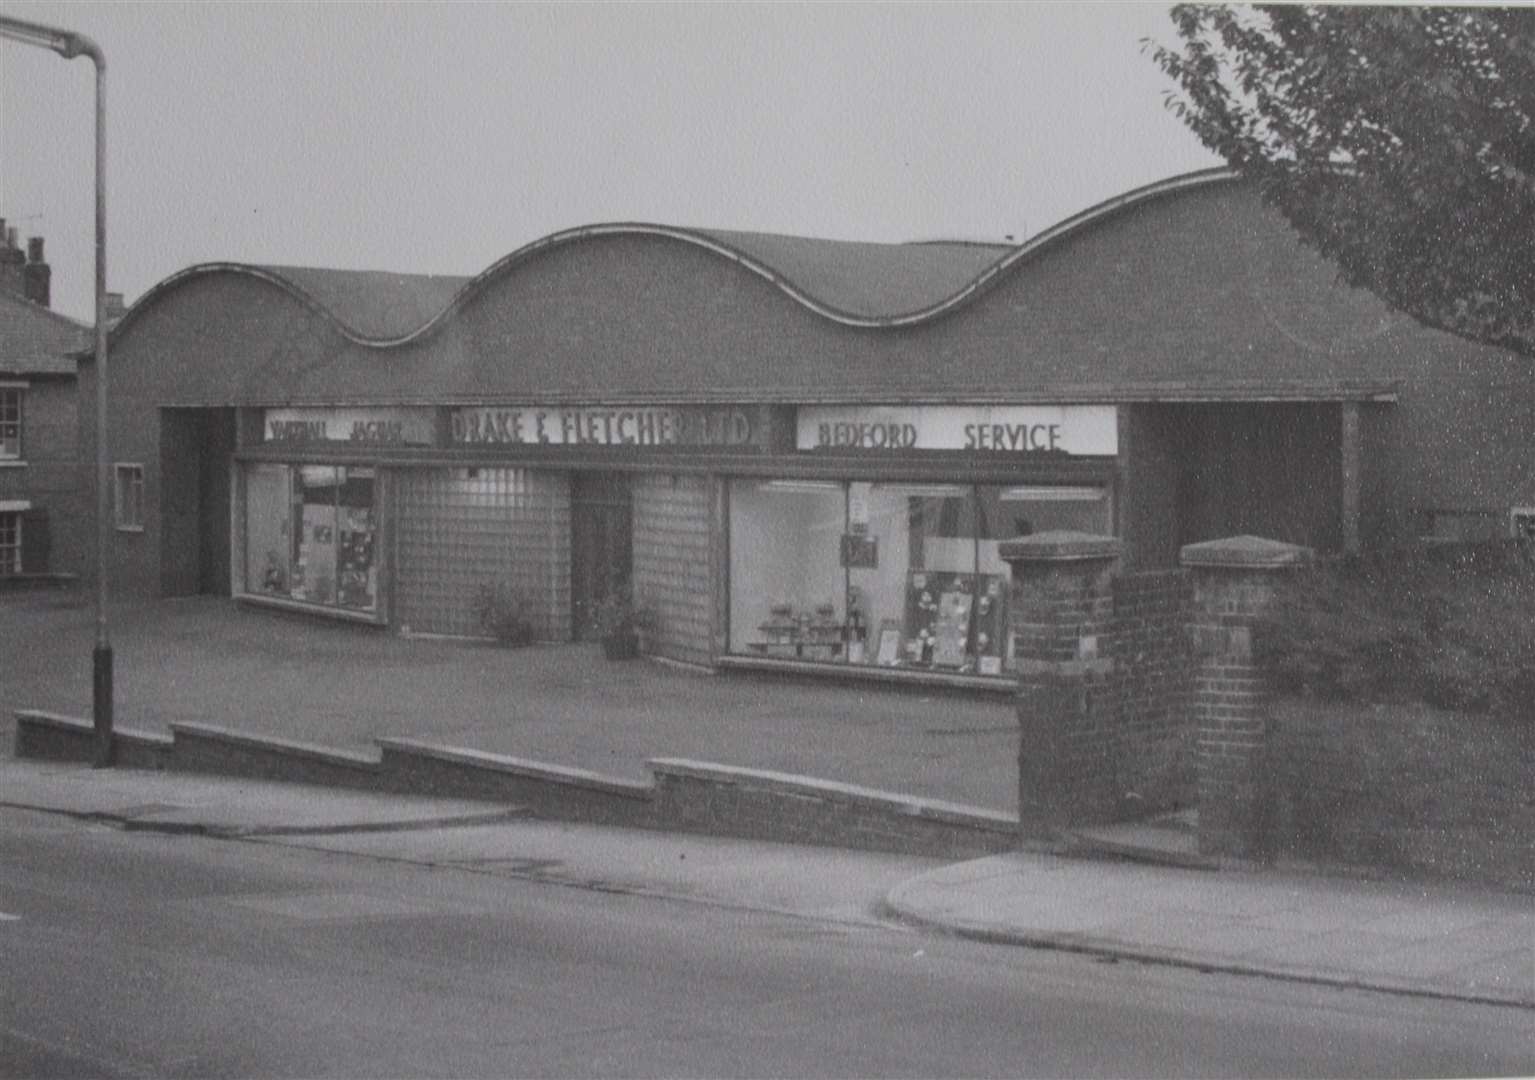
114 462 145 532
0 501 25 574
0 382 25 464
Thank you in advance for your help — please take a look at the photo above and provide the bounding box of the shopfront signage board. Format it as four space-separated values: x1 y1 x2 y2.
451 405 757 448
797 405 1118 456
265 407 437 446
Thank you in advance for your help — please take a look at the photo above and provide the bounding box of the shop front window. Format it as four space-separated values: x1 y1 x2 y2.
244 463 378 614
728 477 1111 677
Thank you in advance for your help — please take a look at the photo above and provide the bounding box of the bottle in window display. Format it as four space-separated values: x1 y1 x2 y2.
760 600 797 656
903 572 948 666
845 591 867 664
808 601 841 659
973 578 1007 675
337 532 374 607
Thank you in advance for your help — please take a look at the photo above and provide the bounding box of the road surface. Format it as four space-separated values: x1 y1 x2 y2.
2 807 1529 1078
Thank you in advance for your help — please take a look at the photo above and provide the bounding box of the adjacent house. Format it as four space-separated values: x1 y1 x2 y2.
0 221 90 583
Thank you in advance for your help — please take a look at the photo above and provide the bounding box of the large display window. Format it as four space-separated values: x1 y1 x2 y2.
728 478 1111 676
243 463 379 614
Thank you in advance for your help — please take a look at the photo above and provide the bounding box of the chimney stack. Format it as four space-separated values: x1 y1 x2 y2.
0 225 23 298
106 292 127 326
22 236 50 308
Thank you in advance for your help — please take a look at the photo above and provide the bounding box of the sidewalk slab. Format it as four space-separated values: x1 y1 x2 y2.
270 818 942 927
885 852 1535 1009
0 757 938 927
7 757 1533 1011
0 759 526 836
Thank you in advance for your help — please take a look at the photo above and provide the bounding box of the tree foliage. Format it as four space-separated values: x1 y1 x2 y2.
1149 5 1535 357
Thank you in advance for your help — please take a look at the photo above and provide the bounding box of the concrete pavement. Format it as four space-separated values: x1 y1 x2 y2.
3 757 1530 1010
887 853 1535 1009
0 594 1019 813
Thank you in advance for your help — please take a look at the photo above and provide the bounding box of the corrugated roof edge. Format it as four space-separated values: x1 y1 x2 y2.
98 167 1243 353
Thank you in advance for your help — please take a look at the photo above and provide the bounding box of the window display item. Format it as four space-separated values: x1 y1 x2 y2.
243 463 377 614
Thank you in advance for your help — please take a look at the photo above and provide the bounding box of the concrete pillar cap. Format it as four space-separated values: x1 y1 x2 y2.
1180 534 1314 569
999 530 1121 563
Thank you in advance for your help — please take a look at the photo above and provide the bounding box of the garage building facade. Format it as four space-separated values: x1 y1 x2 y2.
79 169 1535 686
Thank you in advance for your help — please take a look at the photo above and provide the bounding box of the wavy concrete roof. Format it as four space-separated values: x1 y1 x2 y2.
115 167 1240 348
255 265 472 341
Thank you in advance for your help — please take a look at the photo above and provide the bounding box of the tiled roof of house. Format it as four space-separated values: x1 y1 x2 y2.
0 288 90 375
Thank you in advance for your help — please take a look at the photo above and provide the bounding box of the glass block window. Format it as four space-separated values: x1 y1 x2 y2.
394 468 570 638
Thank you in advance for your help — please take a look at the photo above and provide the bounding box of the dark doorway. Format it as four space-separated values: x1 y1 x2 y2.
570 472 632 640
160 408 236 596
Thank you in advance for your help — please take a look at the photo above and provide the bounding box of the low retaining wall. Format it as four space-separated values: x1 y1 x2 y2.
13 710 173 770
172 723 380 788
13 710 1017 859
650 759 1018 859
377 738 655 828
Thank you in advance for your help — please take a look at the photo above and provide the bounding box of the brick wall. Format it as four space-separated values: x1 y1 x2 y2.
1007 537 1121 825
77 347 164 598
0 377 84 576
632 473 715 665
1006 534 1297 847
1110 569 1194 813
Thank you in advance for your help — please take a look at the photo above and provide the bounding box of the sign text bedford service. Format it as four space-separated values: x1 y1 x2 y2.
797 405 1117 456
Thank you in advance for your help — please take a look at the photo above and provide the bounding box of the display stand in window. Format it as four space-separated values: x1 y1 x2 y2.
899 571 1006 674
753 600 845 661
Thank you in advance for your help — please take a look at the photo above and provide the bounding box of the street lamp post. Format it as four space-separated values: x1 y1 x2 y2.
0 14 113 767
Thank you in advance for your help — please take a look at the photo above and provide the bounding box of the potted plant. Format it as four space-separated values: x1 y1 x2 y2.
475 580 537 647
593 587 654 660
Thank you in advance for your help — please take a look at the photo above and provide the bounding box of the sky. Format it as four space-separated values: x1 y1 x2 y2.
1 1 1220 324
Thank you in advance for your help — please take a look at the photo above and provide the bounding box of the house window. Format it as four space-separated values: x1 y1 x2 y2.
115 463 145 531
0 386 21 460
0 511 19 574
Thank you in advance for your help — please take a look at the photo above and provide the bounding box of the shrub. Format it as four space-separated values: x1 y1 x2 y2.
1258 540 1535 719
475 581 538 647
592 587 655 641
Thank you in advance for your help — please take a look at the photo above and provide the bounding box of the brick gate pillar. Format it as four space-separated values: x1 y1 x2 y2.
1179 535 1312 858
1000 531 1122 830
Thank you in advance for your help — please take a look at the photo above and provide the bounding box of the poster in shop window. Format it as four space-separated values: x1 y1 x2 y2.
932 587 973 667
903 571 975 667
971 576 1007 675
902 571 1007 672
